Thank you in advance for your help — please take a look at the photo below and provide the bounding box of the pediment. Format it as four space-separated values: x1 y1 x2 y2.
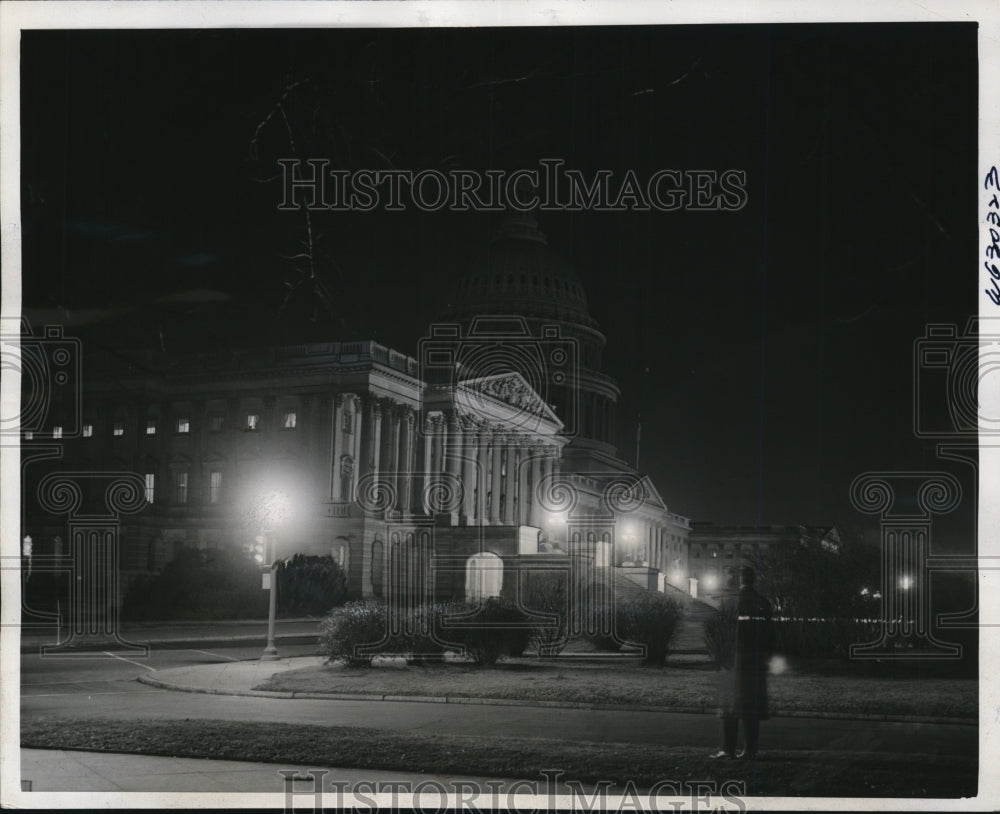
456 372 562 428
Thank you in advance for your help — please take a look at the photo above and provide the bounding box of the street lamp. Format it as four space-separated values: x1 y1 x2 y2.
22 535 32 580
257 490 290 661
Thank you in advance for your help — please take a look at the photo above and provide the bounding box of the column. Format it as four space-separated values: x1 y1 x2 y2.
476 423 489 523
390 406 402 508
445 411 462 521
331 394 344 501
517 437 531 525
378 400 394 501
363 395 382 481
445 411 462 480
351 396 363 499
422 412 434 508
489 428 503 524
399 408 413 514
510 439 522 525
425 414 445 515
529 444 544 527
461 416 478 521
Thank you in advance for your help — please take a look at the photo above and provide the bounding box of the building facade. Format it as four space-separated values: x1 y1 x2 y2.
687 523 841 599
21 216 692 608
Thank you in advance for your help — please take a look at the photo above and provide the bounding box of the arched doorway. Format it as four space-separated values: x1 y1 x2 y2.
465 552 503 603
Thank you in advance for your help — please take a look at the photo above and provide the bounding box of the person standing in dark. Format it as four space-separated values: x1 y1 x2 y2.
710 565 774 759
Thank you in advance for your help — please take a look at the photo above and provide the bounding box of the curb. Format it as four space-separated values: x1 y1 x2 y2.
135 673 977 726
20 633 320 654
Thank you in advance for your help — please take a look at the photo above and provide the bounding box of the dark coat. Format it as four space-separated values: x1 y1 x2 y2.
716 587 774 719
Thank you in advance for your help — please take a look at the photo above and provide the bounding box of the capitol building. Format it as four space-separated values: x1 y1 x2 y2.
23 215 697 608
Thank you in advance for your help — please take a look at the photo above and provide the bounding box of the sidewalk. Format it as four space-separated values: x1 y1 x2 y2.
18 617 321 653
18 748 542 794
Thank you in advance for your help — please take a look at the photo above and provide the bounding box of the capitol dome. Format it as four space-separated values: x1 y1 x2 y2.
444 214 599 331
438 213 627 467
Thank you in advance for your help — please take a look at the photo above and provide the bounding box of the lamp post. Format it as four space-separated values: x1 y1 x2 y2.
256 490 290 662
22 535 32 581
262 532 280 661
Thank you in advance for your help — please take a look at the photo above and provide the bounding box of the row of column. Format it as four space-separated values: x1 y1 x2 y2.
646 525 686 570
331 398 562 524
424 410 558 526
331 394 417 512
581 391 616 445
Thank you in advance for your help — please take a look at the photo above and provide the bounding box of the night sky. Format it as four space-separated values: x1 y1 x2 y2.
19 24 979 546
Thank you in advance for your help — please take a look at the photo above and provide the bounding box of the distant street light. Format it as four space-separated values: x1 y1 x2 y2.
899 575 913 591
22 535 32 580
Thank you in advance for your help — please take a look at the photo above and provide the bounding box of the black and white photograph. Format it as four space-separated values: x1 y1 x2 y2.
2 1 998 809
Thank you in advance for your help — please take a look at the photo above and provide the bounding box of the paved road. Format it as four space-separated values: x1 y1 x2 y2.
20 645 977 758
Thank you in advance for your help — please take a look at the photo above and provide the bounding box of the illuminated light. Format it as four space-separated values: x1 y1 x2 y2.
769 654 788 675
702 573 718 591
899 575 913 591
860 587 870 596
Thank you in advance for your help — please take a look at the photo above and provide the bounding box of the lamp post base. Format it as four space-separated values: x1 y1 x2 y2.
261 645 280 661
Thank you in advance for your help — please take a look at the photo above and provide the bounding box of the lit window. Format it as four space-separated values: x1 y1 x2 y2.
146 419 157 435
82 424 93 437
145 473 155 503
177 418 190 434
283 411 297 429
246 413 259 430
24 431 33 440
210 471 222 504
176 472 188 504
209 415 224 432
113 422 125 437
52 426 63 439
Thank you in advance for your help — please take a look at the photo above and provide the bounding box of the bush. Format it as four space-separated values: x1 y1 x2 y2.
771 617 884 659
320 601 390 667
122 546 265 621
520 571 573 656
394 601 466 665
444 597 531 666
704 600 738 669
277 554 348 616
616 595 685 666
582 600 624 652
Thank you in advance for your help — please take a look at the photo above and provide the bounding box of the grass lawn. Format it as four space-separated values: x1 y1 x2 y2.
253 656 977 720
21 718 977 798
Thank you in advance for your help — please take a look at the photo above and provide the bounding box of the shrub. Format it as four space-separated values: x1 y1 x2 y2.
704 600 738 669
616 595 685 666
443 597 531 666
122 546 265 621
520 571 573 656
771 617 884 659
320 601 389 667
277 554 348 616
397 602 462 665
